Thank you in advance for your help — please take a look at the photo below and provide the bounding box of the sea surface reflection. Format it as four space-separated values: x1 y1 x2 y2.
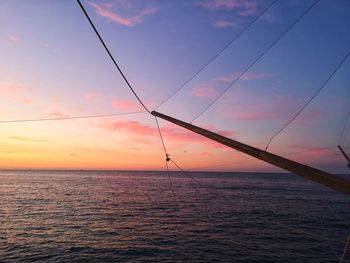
0 170 349 262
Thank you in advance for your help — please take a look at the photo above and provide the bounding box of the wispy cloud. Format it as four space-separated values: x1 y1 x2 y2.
288 109 328 125
195 0 257 16
190 85 219 98
49 111 70 118
214 71 270 82
111 99 143 111
6 136 51 143
213 20 236 28
41 42 49 48
111 99 155 111
219 110 274 120
288 145 334 155
217 90 329 123
286 145 340 165
89 1 158 27
190 71 269 98
0 84 32 104
0 84 30 94
8 34 19 44
84 91 99 101
100 120 236 148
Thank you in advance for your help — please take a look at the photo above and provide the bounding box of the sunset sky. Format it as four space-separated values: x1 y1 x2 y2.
0 0 349 173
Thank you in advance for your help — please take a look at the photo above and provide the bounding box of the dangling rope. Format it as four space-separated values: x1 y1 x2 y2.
339 110 350 152
340 234 350 263
154 117 206 194
320 217 340 260
169 159 204 188
154 116 176 199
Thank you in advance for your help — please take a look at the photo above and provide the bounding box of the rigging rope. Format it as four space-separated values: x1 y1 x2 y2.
154 116 176 199
76 0 151 114
154 117 206 192
0 111 145 124
190 0 320 123
340 234 350 263
265 50 350 150
321 216 340 260
155 0 279 110
339 110 350 146
169 158 204 188
173 152 347 245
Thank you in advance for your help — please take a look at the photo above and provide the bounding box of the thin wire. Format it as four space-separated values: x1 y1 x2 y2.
165 159 177 200
320 216 340 260
76 0 150 113
159 146 346 246
155 0 279 110
341 115 350 150
190 0 320 123
339 110 350 146
154 117 168 155
0 111 145 124
154 116 177 199
340 234 350 263
154 117 207 199
170 159 204 188
265 50 350 150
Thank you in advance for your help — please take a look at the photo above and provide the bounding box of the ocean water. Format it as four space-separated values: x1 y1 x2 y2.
0 170 349 262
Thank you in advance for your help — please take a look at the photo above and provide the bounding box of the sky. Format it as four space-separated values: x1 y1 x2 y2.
0 0 349 173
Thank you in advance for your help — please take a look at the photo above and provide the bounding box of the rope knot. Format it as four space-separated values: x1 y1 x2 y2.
166 154 170 162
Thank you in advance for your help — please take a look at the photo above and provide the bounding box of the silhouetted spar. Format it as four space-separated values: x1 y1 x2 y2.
151 111 350 197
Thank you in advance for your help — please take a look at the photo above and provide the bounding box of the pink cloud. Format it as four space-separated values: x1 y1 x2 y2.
288 145 334 155
100 120 236 148
191 85 219 98
21 98 32 104
41 42 49 48
1 84 29 94
89 2 158 27
214 72 270 82
111 99 143 111
200 151 213 156
196 0 257 15
101 120 156 135
216 94 289 121
84 92 99 101
217 92 330 124
0 84 32 104
49 111 70 118
213 20 236 28
285 145 341 167
8 34 19 44
220 110 274 120
291 109 328 125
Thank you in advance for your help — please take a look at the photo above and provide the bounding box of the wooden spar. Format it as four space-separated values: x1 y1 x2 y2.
151 110 350 197
338 145 350 163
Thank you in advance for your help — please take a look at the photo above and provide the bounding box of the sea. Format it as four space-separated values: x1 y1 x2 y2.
0 170 349 262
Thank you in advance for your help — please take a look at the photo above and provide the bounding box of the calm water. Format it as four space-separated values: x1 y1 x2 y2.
0 170 349 262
